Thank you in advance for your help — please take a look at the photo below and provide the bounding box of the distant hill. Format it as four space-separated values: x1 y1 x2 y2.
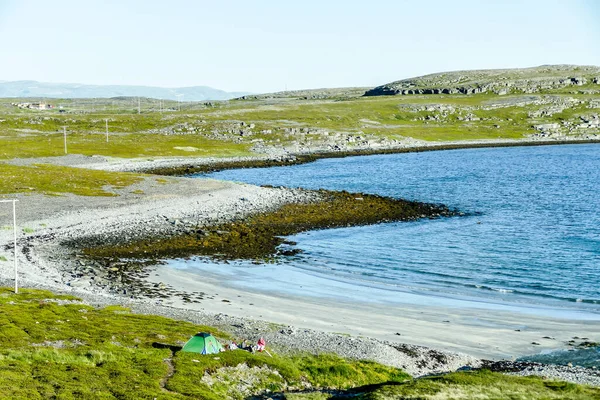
237 87 369 101
0 80 250 101
364 65 600 96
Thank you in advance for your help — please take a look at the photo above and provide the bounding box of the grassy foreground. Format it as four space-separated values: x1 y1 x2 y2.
0 288 598 399
0 288 408 399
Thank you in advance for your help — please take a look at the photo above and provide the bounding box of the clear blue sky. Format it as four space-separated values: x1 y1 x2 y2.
1 0 599 93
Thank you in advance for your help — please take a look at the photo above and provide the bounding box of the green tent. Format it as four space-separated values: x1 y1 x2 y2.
181 333 223 355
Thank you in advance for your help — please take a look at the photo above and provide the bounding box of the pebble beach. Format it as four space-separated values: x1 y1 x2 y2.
1 151 600 386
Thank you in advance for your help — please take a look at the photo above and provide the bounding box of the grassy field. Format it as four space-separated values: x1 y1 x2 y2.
1 87 599 197
0 131 252 160
0 164 144 197
2 89 597 159
0 288 598 399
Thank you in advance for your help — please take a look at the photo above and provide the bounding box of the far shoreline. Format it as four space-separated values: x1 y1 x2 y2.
141 138 600 176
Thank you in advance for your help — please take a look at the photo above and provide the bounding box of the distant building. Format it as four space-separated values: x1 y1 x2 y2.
12 102 54 110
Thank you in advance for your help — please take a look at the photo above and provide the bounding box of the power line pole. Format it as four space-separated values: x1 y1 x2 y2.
138 97 141 114
12 200 17 293
105 119 109 142
1 199 19 293
63 126 67 154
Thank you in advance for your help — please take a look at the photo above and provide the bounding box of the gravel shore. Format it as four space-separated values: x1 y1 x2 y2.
1 150 600 386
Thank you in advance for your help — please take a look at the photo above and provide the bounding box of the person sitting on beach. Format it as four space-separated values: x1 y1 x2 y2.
240 340 253 352
256 337 266 352
229 341 238 350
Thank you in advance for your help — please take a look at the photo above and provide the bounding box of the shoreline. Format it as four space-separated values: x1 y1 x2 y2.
146 262 600 359
1 139 600 384
132 138 600 175
12 137 596 175
163 256 600 321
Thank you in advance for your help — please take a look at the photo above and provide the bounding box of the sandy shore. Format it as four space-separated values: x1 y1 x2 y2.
147 265 600 361
1 147 600 384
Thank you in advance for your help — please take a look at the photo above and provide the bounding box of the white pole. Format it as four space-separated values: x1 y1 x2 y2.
63 126 67 154
138 97 141 114
0 199 18 294
12 200 17 294
105 119 109 142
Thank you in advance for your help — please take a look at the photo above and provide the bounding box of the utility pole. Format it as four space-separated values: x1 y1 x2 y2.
63 126 67 154
138 97 141 114
12 200 17 293
1 199 19 293
105 119 109 142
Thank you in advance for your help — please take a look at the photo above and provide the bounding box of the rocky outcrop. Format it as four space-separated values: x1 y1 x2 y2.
364 65 600 97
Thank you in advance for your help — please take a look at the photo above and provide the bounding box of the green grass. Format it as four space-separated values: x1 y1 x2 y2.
0 163 145 196
0 89 597 197
0 288 597 399
0 256 7 262
0 131 252 160
1 88 597 169
357 369 600 399
0 288 407 399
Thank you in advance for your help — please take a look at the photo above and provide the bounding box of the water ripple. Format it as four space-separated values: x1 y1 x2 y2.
200 144 600 311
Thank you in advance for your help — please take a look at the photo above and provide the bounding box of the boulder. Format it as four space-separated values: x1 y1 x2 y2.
533 123 559 131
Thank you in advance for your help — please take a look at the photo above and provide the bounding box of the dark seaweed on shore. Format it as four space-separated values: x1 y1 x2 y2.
82 189 456 264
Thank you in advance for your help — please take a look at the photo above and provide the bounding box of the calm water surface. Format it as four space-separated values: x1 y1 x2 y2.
177 144 600 316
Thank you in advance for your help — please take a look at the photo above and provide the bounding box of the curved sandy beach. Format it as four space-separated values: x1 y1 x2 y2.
1 150 599 385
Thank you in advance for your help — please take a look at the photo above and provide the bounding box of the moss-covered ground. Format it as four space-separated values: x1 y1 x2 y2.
0 287 408 399
0 288 598 399
335 370 600 399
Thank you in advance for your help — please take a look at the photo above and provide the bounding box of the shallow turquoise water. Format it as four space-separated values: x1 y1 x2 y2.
191 144 600 315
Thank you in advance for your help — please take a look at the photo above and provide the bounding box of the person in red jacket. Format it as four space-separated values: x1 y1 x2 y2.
256 337 266 352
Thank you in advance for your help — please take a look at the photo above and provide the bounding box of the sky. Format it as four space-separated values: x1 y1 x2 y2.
0 0 599 93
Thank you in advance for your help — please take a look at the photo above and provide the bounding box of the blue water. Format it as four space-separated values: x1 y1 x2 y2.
190 144 600 314
518 346 600 368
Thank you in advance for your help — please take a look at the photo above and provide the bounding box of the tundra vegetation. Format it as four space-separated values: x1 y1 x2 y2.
1 288 599 399
1 66 599 196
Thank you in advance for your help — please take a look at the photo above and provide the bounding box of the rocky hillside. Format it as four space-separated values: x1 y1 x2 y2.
237 87 368 101
365 65 600 96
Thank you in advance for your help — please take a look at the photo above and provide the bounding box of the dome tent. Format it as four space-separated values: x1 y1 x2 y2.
181 333 223 355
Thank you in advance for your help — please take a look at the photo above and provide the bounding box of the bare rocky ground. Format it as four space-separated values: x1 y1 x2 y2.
1 151 600 386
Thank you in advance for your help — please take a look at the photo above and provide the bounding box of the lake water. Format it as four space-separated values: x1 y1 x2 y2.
163 144 600 366
178 144 600 319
